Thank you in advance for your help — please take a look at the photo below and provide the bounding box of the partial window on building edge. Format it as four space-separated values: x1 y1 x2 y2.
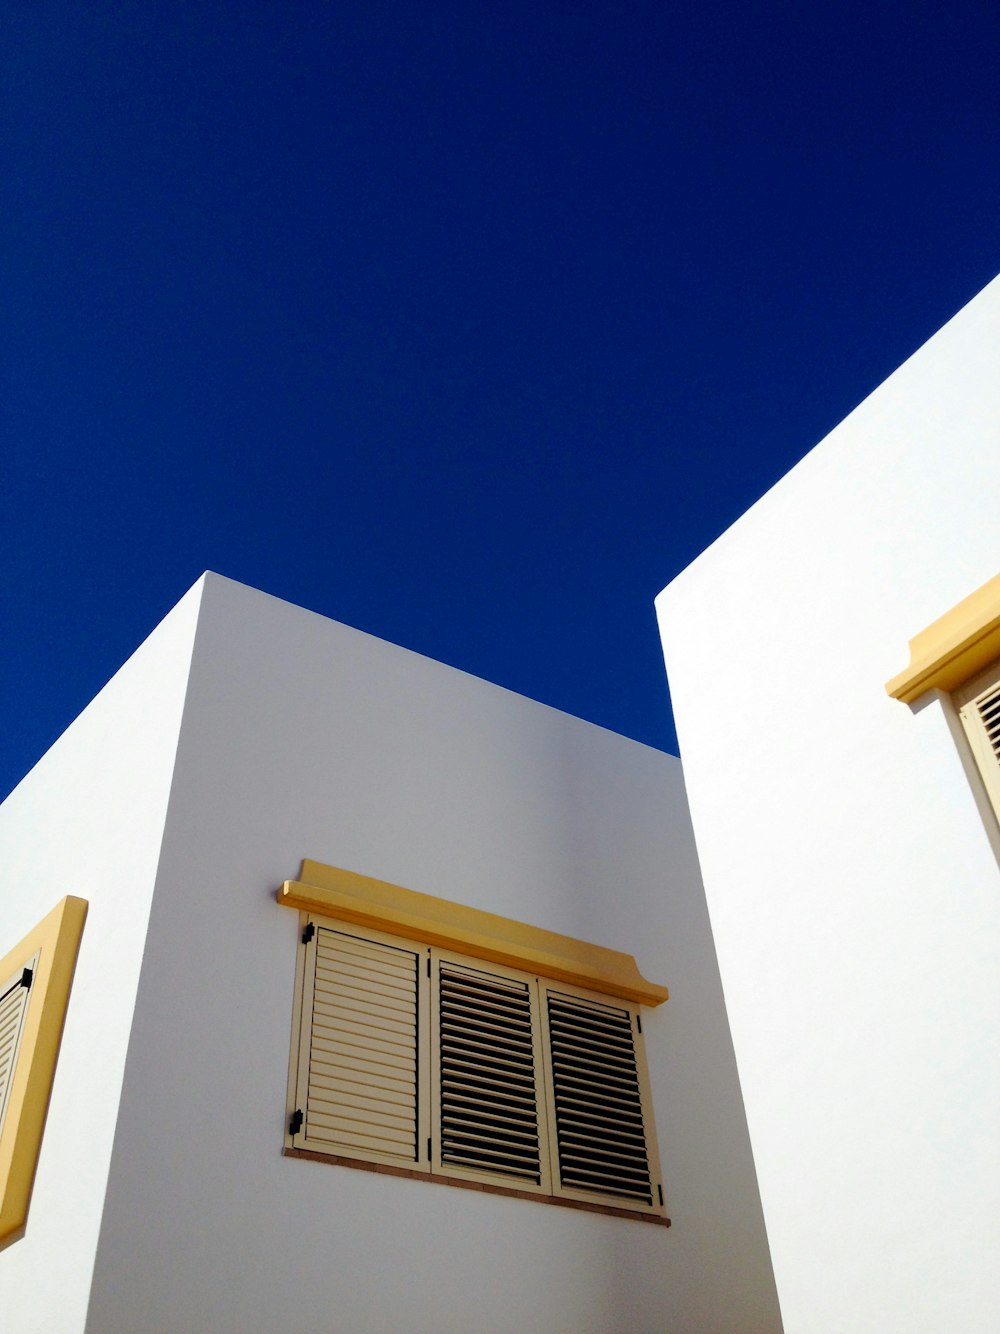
954 660 1000 823
0 896 88 1248
0 958 36 1141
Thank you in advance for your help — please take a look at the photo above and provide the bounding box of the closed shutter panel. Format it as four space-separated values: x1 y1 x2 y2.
957 667 1000 819
300 927 421 1165
0 956 35 1138
545 990 654 1206
436 959 543 1185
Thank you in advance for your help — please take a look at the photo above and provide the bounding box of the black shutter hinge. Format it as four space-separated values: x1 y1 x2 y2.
20 967 33 989
658 1183 664 1206
636 1013 642 1034
289 1108 304 1136
302 922 315 945
427 1137 432 1161
426 957 431 977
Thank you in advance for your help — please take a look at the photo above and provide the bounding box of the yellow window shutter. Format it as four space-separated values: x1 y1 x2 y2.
956 665 1000 820
433 956 549 1190
283 899 669 1221
542 988 659 1209
295 925 423 1166
0 956 36 1140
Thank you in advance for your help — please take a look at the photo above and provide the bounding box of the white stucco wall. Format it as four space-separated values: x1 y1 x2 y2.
657 276 1000 1333
0 582 204 1334
86 573 780 1334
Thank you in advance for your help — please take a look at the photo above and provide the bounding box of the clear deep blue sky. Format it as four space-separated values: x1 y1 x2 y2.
3 1 999 800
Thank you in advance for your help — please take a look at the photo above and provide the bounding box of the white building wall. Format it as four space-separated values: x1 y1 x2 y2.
85 574 780 1334
0 582 204 1334
657 276 1000 1333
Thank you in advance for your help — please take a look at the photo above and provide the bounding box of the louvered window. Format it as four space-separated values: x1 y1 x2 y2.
956 662 1000 823
288 915 667 1219
0 957 35 1139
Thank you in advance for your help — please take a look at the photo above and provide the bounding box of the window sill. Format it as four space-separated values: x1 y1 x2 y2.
283 1147 671 1227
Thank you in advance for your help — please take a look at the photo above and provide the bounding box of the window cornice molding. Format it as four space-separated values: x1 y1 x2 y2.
0 896 87 1248
277 859 668 1007
886 572 1000 703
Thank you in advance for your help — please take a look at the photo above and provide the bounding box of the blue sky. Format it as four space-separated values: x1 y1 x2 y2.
3 0 999 801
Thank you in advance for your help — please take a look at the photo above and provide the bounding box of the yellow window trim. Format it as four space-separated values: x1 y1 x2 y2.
278 859 668 1007
0 896 88 1248
886 572 1000 703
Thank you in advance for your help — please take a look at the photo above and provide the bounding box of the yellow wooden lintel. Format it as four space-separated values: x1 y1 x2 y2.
886 572 1000 703
278 859 668 1007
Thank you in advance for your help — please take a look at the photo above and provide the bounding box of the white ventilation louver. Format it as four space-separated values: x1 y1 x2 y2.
545 990 653 1204
438 960 542 1183
304 928 420 1163
0 959 34 1138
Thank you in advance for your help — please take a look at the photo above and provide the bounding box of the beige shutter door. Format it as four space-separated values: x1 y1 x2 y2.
432 955 550 1192
0 954 36 1138
541 987 661 1211
956 665 1000 820
295 925 424 1167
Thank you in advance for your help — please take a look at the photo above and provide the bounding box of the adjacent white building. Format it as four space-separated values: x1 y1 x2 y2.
657 273 1000 1333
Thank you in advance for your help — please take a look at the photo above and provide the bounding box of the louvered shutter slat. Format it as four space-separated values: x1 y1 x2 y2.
438 961 542 1184
440 1091 537 1121
546 992 653 1205
312 1123 415 1156
443 1149 540 1172
303 928 420 1164
316 973 415 1011
317 945 414 975
441 1011 532 1041
443 1111 540 1139
311 1022 415 1062
309 1064 413 1099
313 999 416 1040
311 1050 416 1085
308 1083 416 1122
441 1074 536 1102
